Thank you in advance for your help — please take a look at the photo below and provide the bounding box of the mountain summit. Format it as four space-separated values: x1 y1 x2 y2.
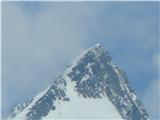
8 44 149 120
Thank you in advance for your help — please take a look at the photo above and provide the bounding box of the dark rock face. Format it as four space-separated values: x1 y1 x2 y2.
26 78 69 120
67 44 149 120
68 45 112 99
9 44 149 120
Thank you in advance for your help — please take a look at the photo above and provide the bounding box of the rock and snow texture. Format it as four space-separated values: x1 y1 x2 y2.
8 44 149 120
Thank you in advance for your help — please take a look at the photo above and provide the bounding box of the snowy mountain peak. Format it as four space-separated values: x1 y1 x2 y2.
8 44 149 120
65 43 110 73
88 43 103 51
95 43 101 47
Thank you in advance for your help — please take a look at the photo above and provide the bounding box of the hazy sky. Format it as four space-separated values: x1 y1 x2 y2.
2 1 159 119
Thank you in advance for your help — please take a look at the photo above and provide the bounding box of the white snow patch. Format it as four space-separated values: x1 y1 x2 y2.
86 63 94 76
111 63 120 75
131 92 137 101
64 43 102 75
104 73 108 79
11 86 50 120
81 74 90 83
44 74 123 120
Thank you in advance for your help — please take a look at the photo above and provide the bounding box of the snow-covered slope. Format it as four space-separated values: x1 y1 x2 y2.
8 44 149 120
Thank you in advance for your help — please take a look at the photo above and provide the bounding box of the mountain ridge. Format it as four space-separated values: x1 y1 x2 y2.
8 43 149 120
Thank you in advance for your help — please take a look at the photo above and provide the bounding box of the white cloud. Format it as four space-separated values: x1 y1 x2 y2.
2 2 95 118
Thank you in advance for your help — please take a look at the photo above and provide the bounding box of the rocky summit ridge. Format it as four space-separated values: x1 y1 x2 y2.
8 43 149 120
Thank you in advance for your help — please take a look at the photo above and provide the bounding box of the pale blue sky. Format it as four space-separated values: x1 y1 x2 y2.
2 2 159 119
